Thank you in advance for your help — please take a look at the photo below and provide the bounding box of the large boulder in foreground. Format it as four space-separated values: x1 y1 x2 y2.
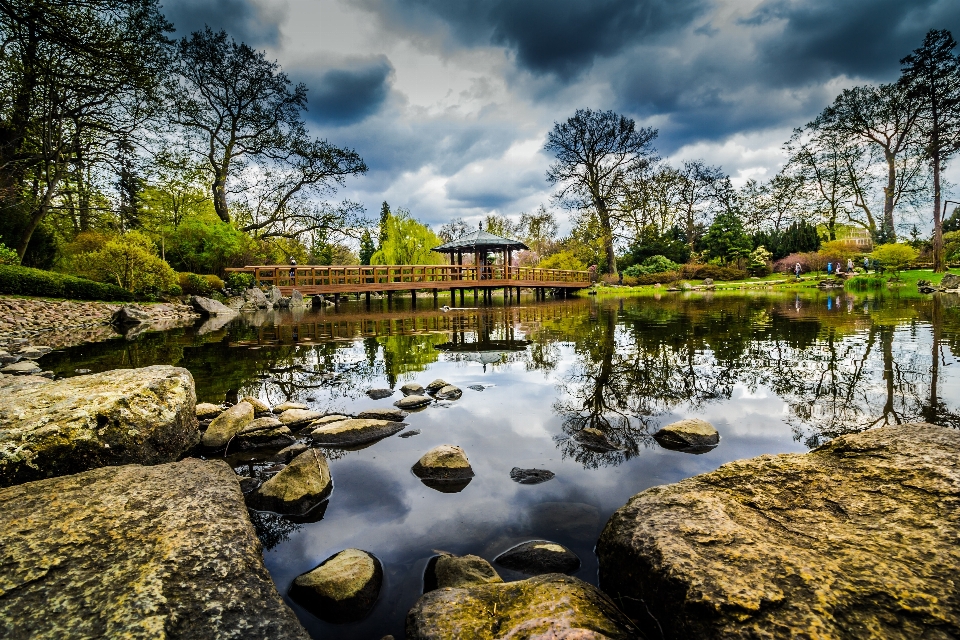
0 366 198 487
0 458 308 640
405 573 636 640
597 423 960 640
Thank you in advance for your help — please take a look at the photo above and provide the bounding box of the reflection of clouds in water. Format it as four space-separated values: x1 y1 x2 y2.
329 460 411 520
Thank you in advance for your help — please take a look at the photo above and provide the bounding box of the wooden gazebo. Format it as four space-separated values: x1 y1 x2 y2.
430 226 529 280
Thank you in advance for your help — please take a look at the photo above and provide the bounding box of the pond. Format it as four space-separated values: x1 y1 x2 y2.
41 290 960 639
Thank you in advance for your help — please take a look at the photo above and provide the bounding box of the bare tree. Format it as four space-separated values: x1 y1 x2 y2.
675 160 724 251
545 109 658 275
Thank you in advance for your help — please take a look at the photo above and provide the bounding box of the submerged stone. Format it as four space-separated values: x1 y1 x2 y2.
366 388 395 400
495 540 580 575
400 382 425 396
509 467 555 484
0 366 198 487
597 423 960 640
434 385 462 400
425 379 449 393
406 574 636 640
247 448 332 515
0 459 308 639
289 549 383 623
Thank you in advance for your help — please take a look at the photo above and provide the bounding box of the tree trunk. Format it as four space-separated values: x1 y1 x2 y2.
596 201 617 275
932 153 944 272
212 173 230 223
16 170 63 259
882 150 897 241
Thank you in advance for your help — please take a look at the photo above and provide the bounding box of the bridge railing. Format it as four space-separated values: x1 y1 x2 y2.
225 265 591 288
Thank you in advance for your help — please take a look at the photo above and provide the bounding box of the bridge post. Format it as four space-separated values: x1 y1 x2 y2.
411 289 417 309
433 289 438 305
473 287 478 304
387 291 393 308
365 292 371 307
459 289 465 305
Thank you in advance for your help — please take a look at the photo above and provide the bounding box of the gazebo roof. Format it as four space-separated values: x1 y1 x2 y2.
431 227 528 253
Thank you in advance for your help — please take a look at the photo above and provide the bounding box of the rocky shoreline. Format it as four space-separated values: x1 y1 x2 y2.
0 363 958 638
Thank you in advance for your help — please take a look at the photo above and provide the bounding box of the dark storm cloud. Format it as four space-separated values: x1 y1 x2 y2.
161 0 285 46
746 0 960 86
300 57 396 126
360 0 707 78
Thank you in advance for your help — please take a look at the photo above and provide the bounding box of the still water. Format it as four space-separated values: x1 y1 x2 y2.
43 291 960 639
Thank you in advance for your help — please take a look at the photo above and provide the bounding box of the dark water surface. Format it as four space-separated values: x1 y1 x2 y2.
43 291 960 639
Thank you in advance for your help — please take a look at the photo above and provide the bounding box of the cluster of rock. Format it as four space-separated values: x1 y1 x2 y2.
0 296 198 347
363 378 464 411
919 272 960 293
0 342 53 378
224 286 315 312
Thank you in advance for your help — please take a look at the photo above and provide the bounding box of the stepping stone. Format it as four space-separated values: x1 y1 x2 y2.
289 549 383 623
425 379 450 393
366 388 395 400
495 540 580 575
394 395 431 410
1 361 40 375
653 418 719 454
400 382 425 396
272 402 308 414
435 385 462 400
357 408 407 421
201 402 253 449
241 396 271 415
277 409 326 428
309 419 406 447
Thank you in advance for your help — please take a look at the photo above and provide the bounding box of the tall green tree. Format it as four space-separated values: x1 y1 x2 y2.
0 0 172 261
359 229 375 265
899 29 960 272
703 209 751 265
545 109 658 275
370 209 444 265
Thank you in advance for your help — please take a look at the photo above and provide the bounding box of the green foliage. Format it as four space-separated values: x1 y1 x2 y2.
622 255 680 277
703 210 752 265
620 227 690 268
819 239 857 262
680 264 749 281
751 220 821 259
226 271 254 291
846 276 886 291
165 216 254 275
871 243 919 278
748 245 773 276
634 271 680 285
79 231 176 297
538 250 587 271
944 230 960 262
0 265 132 301
0 243 19 265
178 272 224 296
370 209 444 265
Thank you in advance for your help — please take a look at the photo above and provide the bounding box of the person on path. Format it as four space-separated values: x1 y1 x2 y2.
794 262 802 280
847 258 854 272
827 262 833 275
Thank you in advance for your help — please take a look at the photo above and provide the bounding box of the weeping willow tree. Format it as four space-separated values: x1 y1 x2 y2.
370 208 444 265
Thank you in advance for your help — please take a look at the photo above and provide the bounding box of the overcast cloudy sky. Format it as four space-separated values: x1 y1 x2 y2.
161 0 960 230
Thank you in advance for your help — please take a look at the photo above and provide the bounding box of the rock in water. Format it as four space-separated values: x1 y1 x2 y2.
412 445 474 493
267 285 283 304
394 395 432 410
435 385 462 400
307 414 350 428
400 382 425 396
241 395 271 415
277 408 325 428
495 541 580 575
398 429 420 438
190 296 238 317
234 422 294 451
652 417 719 453
509 467 555 484
247 448 332 515
309 419 406 447
201 401 254 450
405 574 636 640
424 554 503 591
425 379 450 393
244 287 270 309
0 366 198 487
366 388 395 400
273 401 308 413
0 459 309 639
195 402 223 419
290 290 306 308
357 408 407 421
942 272 960 289
0 360 40 375
597 423 960 640
289 549 383 623
111 304 151 326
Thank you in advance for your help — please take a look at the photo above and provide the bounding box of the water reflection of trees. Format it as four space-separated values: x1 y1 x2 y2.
548 295 960 466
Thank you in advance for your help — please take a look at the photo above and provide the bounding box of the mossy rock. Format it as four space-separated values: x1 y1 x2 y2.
289 549 383 623
405 573 636 640
201 401 254 449
247 448 332 515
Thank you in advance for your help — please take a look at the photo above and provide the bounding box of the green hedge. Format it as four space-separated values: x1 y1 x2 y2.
0 265 134 301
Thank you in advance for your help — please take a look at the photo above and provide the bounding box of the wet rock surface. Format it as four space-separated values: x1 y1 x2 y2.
309 418 406 447
509 467 555 484
400 382 425 396
289 549 383 623
494 540 580 575
434 384 462 400
394 394 432 409
0 458 309 639
202 401 254 449
273 402 307 413
424 379 449 393
277 408 325 428
0 366 198 487
195 402 223 419
412 445 474 493
366 388 395 399
406 573 636 640
357 408 407 421
424 554 503 591
598 423 960 640
247 448 332 515
653 417 719 453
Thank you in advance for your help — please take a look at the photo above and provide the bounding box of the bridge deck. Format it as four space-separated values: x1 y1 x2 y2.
225 264 592 295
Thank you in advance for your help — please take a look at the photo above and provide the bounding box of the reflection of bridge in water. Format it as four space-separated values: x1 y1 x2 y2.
232 301 586 346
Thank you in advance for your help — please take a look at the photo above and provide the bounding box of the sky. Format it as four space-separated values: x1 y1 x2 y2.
160 0 960 232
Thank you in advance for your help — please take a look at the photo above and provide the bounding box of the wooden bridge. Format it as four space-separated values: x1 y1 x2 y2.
225 264 592 304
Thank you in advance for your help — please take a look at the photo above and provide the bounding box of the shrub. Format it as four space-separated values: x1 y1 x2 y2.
774 252 828 275
0 265 133 301
871 243 918 279
679 264 747 281
635 271 680 285
623 255 680 278
167 283 183 297
0 243 19 265
226 271 254 291
178 272 214 296
538 250 587 271
79 231 177 298
747 246 772 276
846 276 885 291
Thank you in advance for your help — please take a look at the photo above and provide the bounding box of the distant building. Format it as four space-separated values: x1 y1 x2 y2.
836 226 873 251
